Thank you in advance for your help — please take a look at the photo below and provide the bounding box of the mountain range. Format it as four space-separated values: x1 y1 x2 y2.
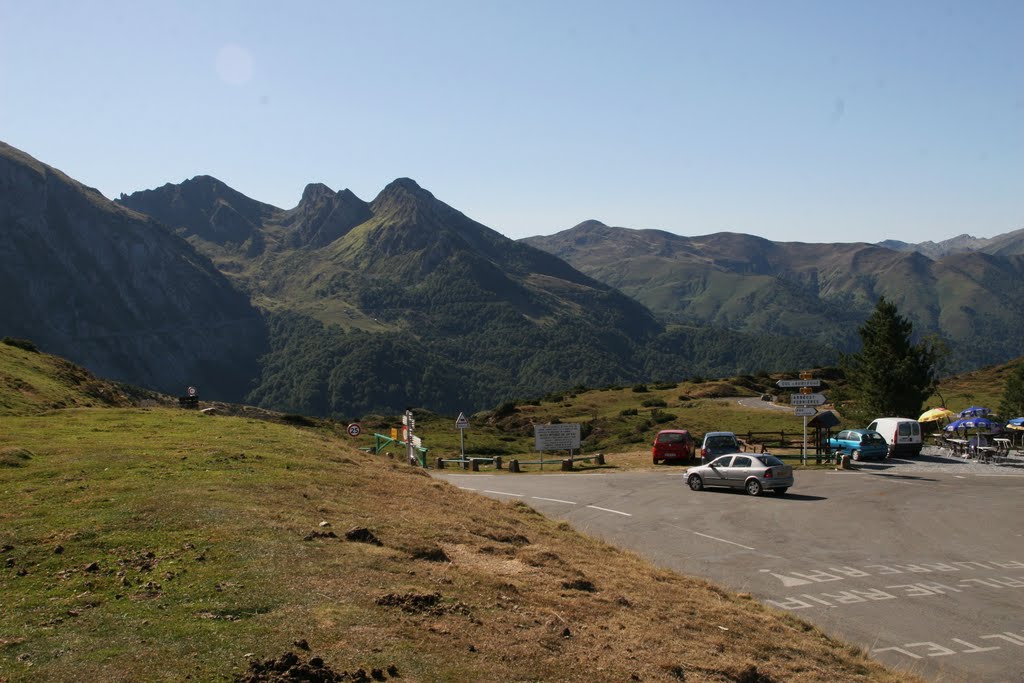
524 220 1024 371
3 139 1020 416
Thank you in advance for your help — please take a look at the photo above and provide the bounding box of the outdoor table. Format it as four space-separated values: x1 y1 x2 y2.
946 438 968 457
976 446 999 464
993 438 1011 454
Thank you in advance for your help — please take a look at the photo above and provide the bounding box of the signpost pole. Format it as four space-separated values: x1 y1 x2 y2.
802 415 807 464
459 427 465 460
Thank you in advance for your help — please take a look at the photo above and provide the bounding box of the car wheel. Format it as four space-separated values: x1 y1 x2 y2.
775 487 789 495
851 449 861 461
688 475 704 491
745 479 762 496
653 457 660 465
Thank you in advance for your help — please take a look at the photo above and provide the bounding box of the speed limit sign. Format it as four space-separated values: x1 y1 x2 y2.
346 423 361 437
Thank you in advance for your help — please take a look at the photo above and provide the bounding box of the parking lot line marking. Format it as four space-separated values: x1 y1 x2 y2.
693 531 756 550
586 505 632 516
483 490 524 497
532 496 577 505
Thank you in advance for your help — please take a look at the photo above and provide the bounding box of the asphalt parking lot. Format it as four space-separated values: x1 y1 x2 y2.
438 446 1024 683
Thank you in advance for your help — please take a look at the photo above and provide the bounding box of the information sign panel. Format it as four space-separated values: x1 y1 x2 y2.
534 423 581 451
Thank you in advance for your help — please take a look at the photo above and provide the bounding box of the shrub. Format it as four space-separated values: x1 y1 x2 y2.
619 408 638 416
281 414 318 427
677 395 693 402
650 410 676 424
1 337 38 353
493 401 518 418
651 382 677 390
631 384 649 393
641 399 667 408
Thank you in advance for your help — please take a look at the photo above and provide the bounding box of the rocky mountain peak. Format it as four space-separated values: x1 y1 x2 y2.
298 182 335 205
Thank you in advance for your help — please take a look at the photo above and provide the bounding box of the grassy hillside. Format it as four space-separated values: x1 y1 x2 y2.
0 347 922 682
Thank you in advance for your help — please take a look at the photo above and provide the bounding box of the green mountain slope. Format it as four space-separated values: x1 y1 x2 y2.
524 221 1024 371
0 142 268 402
121 176 830 416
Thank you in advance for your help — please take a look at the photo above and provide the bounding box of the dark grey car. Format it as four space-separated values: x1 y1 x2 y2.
686 453 794 496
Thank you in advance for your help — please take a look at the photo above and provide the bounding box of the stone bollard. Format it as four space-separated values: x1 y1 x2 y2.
471 459 480 472
436 457 445 470
494 456 503 470
509 459 520 473
561 458 573 471
596 453 605 465
839 453 852 470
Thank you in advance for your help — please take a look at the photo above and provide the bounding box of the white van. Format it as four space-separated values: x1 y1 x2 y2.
866 418 923 457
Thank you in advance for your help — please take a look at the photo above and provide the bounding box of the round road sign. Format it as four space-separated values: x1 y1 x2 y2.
347 423 362 437
187 386 197 397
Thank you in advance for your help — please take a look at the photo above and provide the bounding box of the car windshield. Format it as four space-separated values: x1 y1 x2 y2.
757 455 786 467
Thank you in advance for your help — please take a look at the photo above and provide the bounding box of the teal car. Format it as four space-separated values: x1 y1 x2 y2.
828 429 888 461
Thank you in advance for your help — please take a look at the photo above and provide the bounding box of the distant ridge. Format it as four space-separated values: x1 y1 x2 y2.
525 221 1024 371
0 141 269 400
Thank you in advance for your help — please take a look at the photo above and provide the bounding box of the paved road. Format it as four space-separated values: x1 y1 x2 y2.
438 451 1024 683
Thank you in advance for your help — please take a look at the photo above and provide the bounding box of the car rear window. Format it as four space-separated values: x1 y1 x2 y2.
758 455 786 467
657 432 688 444
863 433 886 444
706 435 737 448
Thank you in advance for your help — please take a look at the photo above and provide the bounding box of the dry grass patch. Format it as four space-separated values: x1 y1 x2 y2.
0 407 923 683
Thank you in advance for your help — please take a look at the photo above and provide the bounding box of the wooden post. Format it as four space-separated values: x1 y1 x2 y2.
509 459 520 473
494 456 503 470
596 453 605 465
436 457 445 470
561 458 573 471
471 459 480 472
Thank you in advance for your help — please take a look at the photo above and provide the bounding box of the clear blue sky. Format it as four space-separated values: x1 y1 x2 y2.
2 1 1021 243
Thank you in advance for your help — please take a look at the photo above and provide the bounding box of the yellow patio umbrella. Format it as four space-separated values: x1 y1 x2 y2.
918 407 955 423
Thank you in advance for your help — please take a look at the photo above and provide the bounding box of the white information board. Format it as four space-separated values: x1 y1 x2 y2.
534 423 581 451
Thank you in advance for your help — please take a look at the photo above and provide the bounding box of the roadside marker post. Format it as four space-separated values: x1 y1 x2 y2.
455 412 470 462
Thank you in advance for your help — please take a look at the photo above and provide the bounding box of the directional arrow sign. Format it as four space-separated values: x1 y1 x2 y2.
790 392 826 406
777 379 821 388
411 435 423 448
794 407 817 417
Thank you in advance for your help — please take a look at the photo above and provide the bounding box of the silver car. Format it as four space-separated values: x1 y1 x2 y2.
686 453 794 496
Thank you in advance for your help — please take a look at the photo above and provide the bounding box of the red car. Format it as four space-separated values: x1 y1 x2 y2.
652 429 695 465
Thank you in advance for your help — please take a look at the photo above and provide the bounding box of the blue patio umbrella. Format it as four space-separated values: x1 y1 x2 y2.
958 406 991 418
945 416 1003 433
1008 417 1024 427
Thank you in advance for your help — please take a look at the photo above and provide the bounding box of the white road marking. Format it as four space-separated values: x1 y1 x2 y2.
693 532 756 550
532 496 577 505
586 505 632 516
483 490 524 497
458 487 476 491
666 522 757 551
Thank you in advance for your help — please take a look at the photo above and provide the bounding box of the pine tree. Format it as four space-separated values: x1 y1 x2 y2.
999 362 1024 420
835 297 938 423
